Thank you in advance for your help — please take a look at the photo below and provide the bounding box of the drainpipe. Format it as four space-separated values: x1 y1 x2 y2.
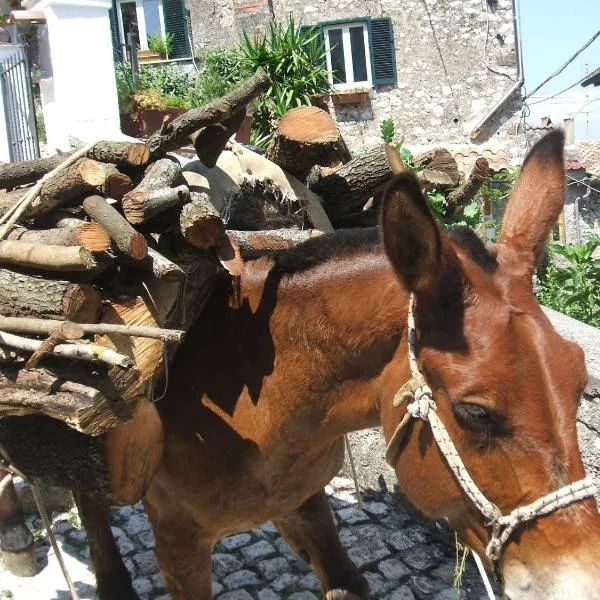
469 0 524 140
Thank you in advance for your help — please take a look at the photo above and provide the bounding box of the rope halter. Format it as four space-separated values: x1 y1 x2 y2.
385 294 597 562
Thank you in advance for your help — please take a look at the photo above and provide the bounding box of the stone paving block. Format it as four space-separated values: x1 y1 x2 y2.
223 569 262 590
432 588 460 600
271 572 301 593
257 556 292 580
260 521 279 535
401 544 445 571
137 529 155 550
364 501 389 516
213 553 243 578
337 506 370 524
409 574 446 599
132 577 153 597
133 549 159 576
124 514 151 537
257 588 279 600
378 558 412 580
363 571 395 596
348 537 391 569
387 525 428 552
218 591 255 600
298 572 320 591
212 580 224 596
240 540 277 565
152 573 168 592
385 585 416 600
220 533 253 552
67 528 88 546
287 592 319 600
116 534 135 555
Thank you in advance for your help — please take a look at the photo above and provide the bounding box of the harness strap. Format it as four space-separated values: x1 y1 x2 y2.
385 294 597 563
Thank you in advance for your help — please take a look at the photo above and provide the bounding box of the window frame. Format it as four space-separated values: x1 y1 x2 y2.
116 0 166 52
323 21 373 90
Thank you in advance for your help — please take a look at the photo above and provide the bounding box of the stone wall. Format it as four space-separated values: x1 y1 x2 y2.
186 0 524 152
564 177 600 245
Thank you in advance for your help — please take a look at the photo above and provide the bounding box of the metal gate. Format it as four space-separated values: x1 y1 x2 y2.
0 45 39 162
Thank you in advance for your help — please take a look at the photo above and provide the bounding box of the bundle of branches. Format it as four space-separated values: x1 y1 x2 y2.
0 70 491 500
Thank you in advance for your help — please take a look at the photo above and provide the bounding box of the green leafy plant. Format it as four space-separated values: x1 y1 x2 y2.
188 48 243 107
237 15 330 143
148 32 174 59
163 95 189 109
380 118 395 144
138 65 193 98
537 233 600 327
131 88 168 111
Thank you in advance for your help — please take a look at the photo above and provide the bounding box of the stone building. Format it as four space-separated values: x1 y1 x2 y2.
109 0 525 154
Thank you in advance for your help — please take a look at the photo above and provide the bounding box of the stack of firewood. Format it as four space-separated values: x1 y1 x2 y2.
0 67 491 500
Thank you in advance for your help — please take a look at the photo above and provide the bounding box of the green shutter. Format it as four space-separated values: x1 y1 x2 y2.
368 17 397 86
109 0 122 61
163 0 191 59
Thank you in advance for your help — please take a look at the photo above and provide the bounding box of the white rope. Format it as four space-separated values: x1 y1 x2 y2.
387 293 597 564
472 551 497 600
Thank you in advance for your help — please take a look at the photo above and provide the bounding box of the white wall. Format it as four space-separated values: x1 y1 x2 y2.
25 0 121 152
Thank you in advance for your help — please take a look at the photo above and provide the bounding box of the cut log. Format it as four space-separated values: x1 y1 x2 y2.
100 164 134 200
413 148 460 186
193 109 247 168
105 396 163 504
266 106 351 181
0 366 124 435
86 141 151 168
0 187 31 218
138 246 185 282
0 240 99 272
0 143 150 191
179 191 225 249
121 158 188 225
447 157 490 210
0 269 101 322
308 144 403 221
95 297 164 397
227 228 323 258
146 68 272 157
82 195 148 260
5 222 110 252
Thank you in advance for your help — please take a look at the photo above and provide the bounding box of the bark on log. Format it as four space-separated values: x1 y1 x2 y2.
95 297 164 397
0 144 150 192
193 109 247 168
138 246 185 282
121 158 188 225
266 106 351 181
0 240 99 272
100 164 134 200
308 144 402 221
0 366 125 435
0 187 30 218
5 223 110 252
179 191 225 249
146 68 272 157
413 148 460 186
227 228 323 258
0 269 101 322
447 157 490 210
82 195 148 260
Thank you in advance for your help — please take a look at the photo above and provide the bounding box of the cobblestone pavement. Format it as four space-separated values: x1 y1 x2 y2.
0 477 498 600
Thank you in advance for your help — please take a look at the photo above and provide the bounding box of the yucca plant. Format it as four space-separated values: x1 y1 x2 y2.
237 15 330 145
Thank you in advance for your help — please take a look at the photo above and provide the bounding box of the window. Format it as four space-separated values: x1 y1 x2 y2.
301 17 397 89
324 22 372 88
109 0 190 60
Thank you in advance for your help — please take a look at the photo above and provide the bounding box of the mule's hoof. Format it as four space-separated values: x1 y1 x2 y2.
1 545 37 577
326 590 365 600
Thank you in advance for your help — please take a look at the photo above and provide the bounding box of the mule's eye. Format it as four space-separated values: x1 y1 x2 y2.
454 403 499 433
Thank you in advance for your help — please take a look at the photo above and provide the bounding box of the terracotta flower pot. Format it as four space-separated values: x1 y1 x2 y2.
121 107 187 138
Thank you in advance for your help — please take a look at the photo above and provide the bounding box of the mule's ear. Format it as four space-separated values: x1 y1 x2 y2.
381 174 442 293
498 129 565 271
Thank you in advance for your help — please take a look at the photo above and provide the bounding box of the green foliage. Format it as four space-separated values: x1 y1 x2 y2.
537 233 600 327
163 95 189 109
114 61 135 113
237 15 330 142
188 48 243 107
148 32 174 58
137 65 193 98
380 118 395 144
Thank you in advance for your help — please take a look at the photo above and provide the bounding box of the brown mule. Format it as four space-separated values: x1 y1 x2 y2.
139 129 599 599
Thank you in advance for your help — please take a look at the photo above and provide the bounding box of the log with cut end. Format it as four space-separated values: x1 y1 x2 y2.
95 297 164 397
146 68 272 157
138 246 185 282
447 157 490 210
0 269 101 322
179 191 225 249
412 148 460 186
82 195 147 260
266 106 351 181
227 228 323 258
0 240 99 272
86 141 151 168
5 222 110 252
100 164 134 200
308 144 404 222
193 109 247 168
121 158 188 225
0 365 126 435
0 155 65 190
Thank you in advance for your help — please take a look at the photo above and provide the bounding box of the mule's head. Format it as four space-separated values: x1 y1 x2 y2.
380 130 600 599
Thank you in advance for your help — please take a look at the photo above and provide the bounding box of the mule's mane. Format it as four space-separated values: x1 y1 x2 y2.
270 224 497 276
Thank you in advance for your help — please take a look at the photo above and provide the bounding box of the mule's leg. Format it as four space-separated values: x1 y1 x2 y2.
144 499 213 599
73 491 140 600
274 490 369 599
0 467 37 576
